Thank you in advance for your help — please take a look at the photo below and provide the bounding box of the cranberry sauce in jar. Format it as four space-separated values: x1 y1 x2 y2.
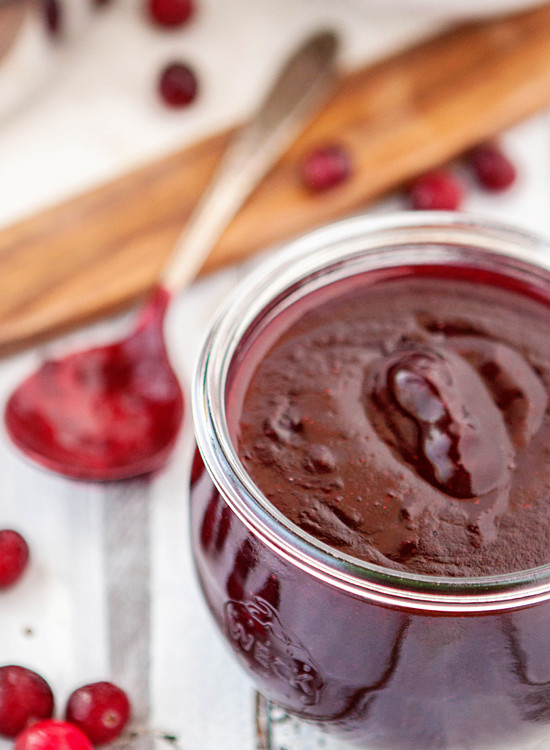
234 266 550 578
191 215 550 749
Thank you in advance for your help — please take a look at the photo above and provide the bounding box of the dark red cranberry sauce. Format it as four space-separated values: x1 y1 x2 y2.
230 265 550 576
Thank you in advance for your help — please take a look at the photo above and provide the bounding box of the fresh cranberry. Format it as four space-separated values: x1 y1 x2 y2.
65 681 131 745
467 142 517 192
158 62 198 107
15 720 93 750
42 0 61 36
408 170 463 210
0 666 54 738
147 0 194 27
299 144 352 192
0 530 29 589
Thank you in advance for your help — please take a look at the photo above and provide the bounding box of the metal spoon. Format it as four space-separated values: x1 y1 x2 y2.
5 29 339 480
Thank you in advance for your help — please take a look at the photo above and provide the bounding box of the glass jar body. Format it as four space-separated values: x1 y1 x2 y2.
190 457 550 749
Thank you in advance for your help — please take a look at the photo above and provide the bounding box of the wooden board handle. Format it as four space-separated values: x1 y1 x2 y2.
2 4 550 355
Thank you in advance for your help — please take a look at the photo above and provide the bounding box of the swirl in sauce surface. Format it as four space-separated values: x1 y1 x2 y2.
235 274 550 576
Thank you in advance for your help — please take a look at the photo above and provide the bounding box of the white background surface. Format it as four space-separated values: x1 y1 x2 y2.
1 1 550 748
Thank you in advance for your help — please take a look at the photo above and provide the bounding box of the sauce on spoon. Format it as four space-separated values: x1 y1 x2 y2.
5 288 182 479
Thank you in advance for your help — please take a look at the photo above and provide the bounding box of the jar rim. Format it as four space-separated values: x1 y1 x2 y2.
192 211 550 612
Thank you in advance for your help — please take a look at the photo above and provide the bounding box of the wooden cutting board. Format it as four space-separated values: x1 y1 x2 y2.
2 3 550 356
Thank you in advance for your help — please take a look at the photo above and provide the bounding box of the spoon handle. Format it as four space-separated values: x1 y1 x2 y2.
160 30 339 293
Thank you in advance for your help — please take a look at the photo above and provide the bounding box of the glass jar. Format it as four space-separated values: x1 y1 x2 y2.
191 212 550 749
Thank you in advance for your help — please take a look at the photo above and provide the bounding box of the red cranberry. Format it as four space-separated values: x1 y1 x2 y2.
147 0 194 27
299 144 352 192
467 142 517 192
42 0 61 36
0 530 29 589
0 666 54 738
65 681 131 745
158 62 198 108
15 720 93 750
408 170 463 210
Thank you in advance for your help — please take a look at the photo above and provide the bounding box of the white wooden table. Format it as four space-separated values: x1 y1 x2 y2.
1 2 550 748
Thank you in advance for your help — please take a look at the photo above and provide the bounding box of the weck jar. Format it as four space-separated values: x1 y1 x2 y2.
190 213 550 750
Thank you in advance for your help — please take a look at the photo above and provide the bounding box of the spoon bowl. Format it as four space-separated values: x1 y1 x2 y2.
5 288 183 479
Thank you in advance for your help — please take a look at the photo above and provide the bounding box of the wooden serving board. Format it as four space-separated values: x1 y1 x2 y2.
3 4 550 355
